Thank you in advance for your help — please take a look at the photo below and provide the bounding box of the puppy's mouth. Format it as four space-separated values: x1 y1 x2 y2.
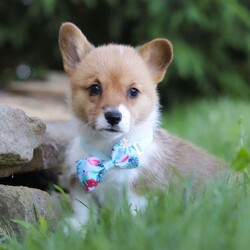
102 128 121 133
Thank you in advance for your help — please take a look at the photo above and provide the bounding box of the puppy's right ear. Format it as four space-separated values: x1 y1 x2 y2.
59 22 93 76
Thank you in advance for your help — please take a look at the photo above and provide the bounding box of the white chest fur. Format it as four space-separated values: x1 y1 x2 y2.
64 107 159 226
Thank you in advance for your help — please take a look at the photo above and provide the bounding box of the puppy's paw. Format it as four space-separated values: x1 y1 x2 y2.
128 192 148 215
63 217 87 238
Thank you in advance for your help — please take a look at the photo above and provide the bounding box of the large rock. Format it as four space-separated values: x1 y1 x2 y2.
0 120 75 190
0 105 46 167
0 185 61 236
20 121 75 176
0 135 63 178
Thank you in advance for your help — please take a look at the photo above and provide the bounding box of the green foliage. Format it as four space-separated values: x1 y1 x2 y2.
53 185 72 214
0 0 250 102
231 148 250 171
2 174 250 250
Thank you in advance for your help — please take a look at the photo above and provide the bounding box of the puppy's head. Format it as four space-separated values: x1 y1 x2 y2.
59 23 173 136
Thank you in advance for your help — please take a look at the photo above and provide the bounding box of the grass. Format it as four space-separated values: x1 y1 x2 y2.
1 97 250 250
163 98 250 161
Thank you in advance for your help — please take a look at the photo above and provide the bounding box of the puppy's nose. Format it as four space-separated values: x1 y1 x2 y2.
104 110 122 126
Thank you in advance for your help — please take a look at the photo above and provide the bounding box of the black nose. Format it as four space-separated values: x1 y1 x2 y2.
104 110 122 126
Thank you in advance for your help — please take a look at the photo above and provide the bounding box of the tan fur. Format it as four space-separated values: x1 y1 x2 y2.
59 23 168 130
138 39 173 83
72 45 159 126
133 129 222 193
59 23 223 227
59 23 93 76
59 22 222 186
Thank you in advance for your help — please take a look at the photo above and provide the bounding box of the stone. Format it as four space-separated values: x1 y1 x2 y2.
0 185 61 236
0 136 62 178
0 121 76 187
0 105 46 167
21 120 75 176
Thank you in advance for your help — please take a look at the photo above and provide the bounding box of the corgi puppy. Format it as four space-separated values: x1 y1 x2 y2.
59 22 222 229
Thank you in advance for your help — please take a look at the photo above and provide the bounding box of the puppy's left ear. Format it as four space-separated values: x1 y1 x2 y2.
59 22 93 76
138 39 173 84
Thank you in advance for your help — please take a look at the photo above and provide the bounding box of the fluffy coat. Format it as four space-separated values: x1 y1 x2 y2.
59 22 222 228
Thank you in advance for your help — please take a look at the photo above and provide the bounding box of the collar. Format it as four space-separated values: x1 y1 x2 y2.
80 130 153 160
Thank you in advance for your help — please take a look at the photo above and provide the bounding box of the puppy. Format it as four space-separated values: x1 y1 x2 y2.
59 22 222 229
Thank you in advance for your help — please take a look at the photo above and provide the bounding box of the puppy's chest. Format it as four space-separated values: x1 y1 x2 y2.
94 167 139 205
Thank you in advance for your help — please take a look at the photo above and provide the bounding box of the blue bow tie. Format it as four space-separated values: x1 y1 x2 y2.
76 138 143 192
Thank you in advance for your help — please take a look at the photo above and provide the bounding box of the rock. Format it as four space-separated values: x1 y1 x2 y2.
0 105 46 167
21 133 65 173
0 185 61 236
0 121 75 189
20 121 75 176
0 131 67 178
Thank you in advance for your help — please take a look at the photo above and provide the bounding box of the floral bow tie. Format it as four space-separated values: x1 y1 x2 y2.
76 139 143 192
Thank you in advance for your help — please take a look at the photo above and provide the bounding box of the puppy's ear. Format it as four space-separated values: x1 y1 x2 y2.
138 39 173 84
59 22 93 76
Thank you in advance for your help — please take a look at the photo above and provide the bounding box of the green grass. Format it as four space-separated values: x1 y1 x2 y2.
1 98 250 250
163 98 250 161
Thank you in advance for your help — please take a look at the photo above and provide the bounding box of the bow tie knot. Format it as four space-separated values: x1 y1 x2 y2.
76 138 142 192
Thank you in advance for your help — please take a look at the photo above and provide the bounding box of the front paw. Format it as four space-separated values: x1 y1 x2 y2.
63 217 87 237
128 192 148 215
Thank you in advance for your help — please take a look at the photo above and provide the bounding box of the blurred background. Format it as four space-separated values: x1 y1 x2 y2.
0 0 249 107
0 0 250 189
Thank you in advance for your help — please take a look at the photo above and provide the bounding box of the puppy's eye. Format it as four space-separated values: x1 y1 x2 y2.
89 83 102 96
127 87 139 98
